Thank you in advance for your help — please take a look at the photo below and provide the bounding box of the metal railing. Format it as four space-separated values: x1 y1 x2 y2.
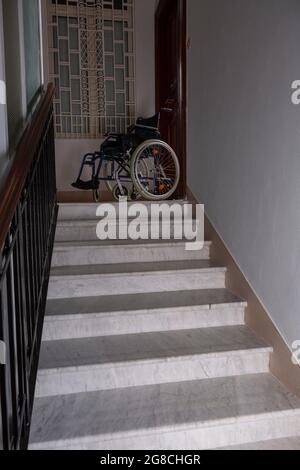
0 84 57 450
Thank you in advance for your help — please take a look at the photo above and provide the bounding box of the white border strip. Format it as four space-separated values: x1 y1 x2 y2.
0 340 6 365
0 79 6 104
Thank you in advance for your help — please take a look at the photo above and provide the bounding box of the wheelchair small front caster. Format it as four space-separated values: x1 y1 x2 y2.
93 189 100 202
112 185 129 201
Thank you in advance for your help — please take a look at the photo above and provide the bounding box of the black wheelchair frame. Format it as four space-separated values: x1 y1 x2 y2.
72 109 173 198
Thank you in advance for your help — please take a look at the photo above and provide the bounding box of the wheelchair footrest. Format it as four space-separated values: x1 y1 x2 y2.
72 179 99 191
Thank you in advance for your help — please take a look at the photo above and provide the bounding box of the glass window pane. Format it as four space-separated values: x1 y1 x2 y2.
104 30 113 53
60 66 69 87
62 116 71 134
71 79 81 100
53 53 59 74
105 81 115 102
69 17 78 26
115 43 124 65
114 21 123 40
58 17 68 37
116 93 125 114
126 81 134 102
70 54 80 75
126 31 133 53
105 56 114 77
72 104 81 116
116 69 124 90
69 29 79 50
59 40 69 62
55 78 60 99
61 91 71 113
114 0 123 10
106 105 115 117
52 25 58 49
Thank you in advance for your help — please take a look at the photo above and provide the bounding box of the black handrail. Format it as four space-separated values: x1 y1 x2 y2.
0 84 58 450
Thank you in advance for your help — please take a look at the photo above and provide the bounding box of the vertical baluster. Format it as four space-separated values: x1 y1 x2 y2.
22 199 33 353
0 252 10 450
5 229 21 449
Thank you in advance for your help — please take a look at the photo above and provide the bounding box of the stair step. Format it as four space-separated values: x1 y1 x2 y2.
55 217 198 242
220 436 300 450
52 240 211 267
48 260 226 299
58 200 190 221
29 374 300 450
43 289 246 340
35 326 271 397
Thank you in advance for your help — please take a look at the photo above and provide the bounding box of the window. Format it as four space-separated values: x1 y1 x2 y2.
47 0 136 138
23 0 42 108
2 0 42 147
2 0 24 144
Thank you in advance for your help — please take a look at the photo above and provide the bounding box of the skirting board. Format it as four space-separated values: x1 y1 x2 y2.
186 187 300 399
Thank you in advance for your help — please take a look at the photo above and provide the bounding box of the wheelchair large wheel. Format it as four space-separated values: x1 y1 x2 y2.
130 140 180 201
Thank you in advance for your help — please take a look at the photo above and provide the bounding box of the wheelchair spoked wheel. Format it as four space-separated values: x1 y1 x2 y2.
131 140 180 201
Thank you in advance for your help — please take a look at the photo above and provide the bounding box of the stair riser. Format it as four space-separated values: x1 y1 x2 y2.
47 270 226 299
51 243 210 267
30 414 300 450
55 223 198 243
58 201 188 221
35 350 270 397
43 305 245 341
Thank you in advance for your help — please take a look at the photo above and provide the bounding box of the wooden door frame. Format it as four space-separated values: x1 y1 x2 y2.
155 0 187 199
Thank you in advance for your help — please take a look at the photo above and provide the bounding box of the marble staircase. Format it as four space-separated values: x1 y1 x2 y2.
29 202 300 450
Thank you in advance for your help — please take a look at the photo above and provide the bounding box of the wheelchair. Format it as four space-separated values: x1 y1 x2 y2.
72 109 180 202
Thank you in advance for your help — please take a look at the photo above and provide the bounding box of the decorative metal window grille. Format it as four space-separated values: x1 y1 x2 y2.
47 0 135 138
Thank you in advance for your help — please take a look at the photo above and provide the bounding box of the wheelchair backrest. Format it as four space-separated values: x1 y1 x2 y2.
133 113 161 143
136 113 160 129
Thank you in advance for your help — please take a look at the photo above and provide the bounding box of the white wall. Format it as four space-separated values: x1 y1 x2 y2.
188 0 300 349
52 0 156 192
